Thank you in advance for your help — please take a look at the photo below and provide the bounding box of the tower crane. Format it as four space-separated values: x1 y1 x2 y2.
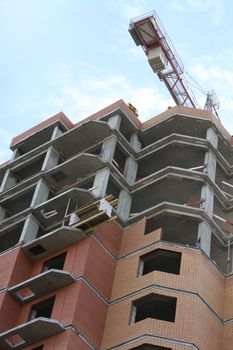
129 11 220 116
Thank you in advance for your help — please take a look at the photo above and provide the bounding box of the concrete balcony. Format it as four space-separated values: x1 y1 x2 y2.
44 153 103 191
8 269 75 303
23 225 86 260
0 318 64 350
33 187 96 228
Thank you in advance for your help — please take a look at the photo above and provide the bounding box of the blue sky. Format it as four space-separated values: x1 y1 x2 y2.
1 0 232 163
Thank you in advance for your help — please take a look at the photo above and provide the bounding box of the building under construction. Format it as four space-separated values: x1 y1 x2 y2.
1 9 233 350
0 98 233 350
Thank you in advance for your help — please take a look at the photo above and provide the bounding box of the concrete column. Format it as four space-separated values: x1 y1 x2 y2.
11 148 21 161
31 179 50 207
130 133 141 152
117 189 132 221
20 214 40 243
92 167 111 198
123 133 141 185
107 114 121 130
42 146 60 171
123 157 138 185
100 136 117 162
0 206 6 222
51 125 63 140
92 115 121 198
100 114 121 162
0 169 17 192
197 127 218 256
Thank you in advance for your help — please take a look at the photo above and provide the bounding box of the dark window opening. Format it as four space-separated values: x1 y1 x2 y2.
139 249 181 276
113 145 127 174
43 252 67 271
29 244 46 256
89 144 102 156
29 296 55 321
130 344 172 350
0 222 23 253
51 170 67 182
12 154 45 183
132 293 177 323
145 216 162 235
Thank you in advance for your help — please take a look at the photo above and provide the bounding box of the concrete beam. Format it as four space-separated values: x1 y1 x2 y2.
31 179 50 207
42 146 60 171
92 167 111 198
198 127 218 256
20 214 40 243
117 189 132 221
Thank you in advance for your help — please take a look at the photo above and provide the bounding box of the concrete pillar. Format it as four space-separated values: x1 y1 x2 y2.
123 133 141 185
31 179 50 207
100 114 121 162
10 148 21 161
130 133 141 152
0 169 17 192
92 115 121 198
0 206 6 222
100 136 117 162
117 189 132 221
107 114 121 130
51 125 63 140
123 157 138 185
20 214 40 243
42 146 60 171
92 167 111 198
197 127 218 256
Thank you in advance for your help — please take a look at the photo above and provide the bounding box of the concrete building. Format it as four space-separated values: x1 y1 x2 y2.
0 99 233 350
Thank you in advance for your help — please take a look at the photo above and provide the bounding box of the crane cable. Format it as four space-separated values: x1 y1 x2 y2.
185 71 221 121
185 71 208 95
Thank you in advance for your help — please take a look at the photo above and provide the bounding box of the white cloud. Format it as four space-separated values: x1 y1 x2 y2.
105 0 152 20
188 0 224 25
44 68 173 124
189 55 233 132
168 1 186 12
168 0 224 25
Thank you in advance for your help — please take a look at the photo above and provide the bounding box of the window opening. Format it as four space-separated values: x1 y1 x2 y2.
139 249 181 276
43 252 67 271
29 296 55 321
132 293 177 323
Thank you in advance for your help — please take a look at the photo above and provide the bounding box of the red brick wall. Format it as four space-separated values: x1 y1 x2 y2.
101 219 226 350
94 220 123 256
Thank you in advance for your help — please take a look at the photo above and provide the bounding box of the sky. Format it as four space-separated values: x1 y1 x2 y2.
1 0 233 163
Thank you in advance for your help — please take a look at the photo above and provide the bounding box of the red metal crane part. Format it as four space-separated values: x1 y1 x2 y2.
129 11 199 108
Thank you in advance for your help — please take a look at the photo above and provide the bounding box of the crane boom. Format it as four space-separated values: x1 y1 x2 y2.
129 11 199 109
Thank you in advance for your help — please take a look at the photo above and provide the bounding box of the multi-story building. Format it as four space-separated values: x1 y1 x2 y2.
0 99 233 350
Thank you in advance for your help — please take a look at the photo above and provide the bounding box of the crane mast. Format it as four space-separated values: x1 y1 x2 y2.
129 11 219 113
